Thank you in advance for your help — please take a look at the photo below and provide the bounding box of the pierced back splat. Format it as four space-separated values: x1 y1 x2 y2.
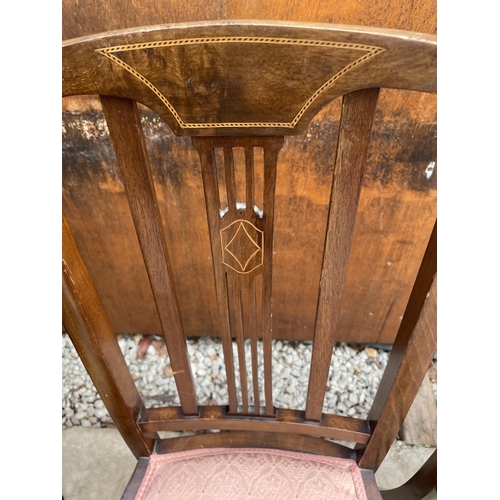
192 137 284 416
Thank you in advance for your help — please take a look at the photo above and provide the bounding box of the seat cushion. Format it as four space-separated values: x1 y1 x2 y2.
135 448 368 500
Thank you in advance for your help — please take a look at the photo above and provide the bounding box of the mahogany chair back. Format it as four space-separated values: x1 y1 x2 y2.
62 20 437 478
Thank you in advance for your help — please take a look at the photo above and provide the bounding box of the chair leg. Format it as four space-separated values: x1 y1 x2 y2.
121 457 150 500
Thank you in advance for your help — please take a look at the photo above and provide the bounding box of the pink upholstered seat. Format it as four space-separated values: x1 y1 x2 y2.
135 448 368 500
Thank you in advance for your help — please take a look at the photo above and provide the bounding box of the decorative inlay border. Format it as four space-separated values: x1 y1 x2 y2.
96 37 385 130
220 219 264 274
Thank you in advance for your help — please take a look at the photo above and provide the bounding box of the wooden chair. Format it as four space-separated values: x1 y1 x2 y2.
62 20 436 500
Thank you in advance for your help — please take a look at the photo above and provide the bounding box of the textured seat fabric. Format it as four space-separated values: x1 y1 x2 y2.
135 448 368 500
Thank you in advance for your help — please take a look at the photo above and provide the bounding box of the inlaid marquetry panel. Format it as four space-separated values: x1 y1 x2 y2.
96 39 383 129
221 220 263 275
63 21 436 136
192 136 283 416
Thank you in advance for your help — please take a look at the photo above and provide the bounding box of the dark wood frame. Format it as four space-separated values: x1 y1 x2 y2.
62 20 436 499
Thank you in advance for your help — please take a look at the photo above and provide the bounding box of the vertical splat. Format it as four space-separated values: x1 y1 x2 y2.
100 96 198 416
305 88 380 422
193 137 284 416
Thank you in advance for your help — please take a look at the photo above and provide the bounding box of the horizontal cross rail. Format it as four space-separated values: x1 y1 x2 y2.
155 431 357 460
139 406 371 444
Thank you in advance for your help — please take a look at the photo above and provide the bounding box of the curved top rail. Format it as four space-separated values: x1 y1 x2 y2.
63 20 436 136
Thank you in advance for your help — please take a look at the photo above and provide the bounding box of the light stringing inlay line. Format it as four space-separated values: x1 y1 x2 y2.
96 36 385 129
220 219 264 274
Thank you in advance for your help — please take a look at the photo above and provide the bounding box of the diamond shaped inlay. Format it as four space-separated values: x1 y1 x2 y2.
220 220 263 274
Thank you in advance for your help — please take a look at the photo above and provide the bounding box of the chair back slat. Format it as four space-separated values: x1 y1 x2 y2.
358 224 437 471
222 145 250 412
228 274 250 412
305 88 380 422
245 146 255 213
223 147 238 211
192 136 284 415
191 141 239 412
62 22 437 467
261 139 284 415
246 279 260 414
100 95 198 416
62 214 156 458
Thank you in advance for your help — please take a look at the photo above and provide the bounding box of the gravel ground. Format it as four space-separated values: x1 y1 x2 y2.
62 333 434 429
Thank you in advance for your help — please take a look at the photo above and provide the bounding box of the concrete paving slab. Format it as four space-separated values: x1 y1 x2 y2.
62 428 136 500
375 440 436 498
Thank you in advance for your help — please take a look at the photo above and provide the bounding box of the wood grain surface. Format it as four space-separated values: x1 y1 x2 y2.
62 11 437 482
100 95 198 415
121 457 149 500
192 136 284 416
62 214 156 458
358 225 437 470
62 0 436 343
154 430 356 459
305 88 379 422
63 22 435 136
63 0 436 41
139 405 371 443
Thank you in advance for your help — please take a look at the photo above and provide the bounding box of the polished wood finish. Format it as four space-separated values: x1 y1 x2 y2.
155 431 356 459
359 226 437 471
367 222 436 420
261 139 283 415
229 276 249 412
360 470 384 500
62 214 156 458
139 406 371 444
63 0 437 41
63 21 435 137
380 450 436 500
192 136 284 416
63 20 437 498
306 88 379 422
191 138 237 412
100 95 198 415
63 0 437 345
121 457 149 500
247 279 260 414
62 93 435 344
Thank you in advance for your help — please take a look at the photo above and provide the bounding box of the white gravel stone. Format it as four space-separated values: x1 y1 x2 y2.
62 334 436 428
